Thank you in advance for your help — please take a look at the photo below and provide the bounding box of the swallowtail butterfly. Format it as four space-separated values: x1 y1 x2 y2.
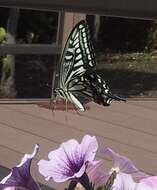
51 20 126 111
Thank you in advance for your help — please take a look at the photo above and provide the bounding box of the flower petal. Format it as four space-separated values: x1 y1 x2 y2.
112 173 136 190
140 176 157 188
80 135 98 162
113 173 153 190
0 145 40 190
38 139 84 182
38 135 98 183
38 159 72 182
103 148 148 179
86 161 108 187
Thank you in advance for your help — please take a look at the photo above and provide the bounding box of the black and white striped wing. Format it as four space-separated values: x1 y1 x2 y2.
59 20 96 87
85 72 126 106
57 20 96 111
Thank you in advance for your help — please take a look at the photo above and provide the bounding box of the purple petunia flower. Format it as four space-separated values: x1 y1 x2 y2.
86 160 108 187
0 144 40 190
38 135 98 183
112 173 154 190
103 148 149 179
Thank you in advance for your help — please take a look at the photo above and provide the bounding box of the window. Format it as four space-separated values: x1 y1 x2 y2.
0 8 63 99
86 15 157 98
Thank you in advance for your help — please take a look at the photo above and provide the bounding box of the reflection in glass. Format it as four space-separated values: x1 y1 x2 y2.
87 15 157 98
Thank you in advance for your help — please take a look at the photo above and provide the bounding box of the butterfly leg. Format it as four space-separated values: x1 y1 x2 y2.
50 98 57 118
65 99 68 122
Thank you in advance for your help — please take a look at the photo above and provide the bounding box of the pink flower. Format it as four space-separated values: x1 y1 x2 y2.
38 135 98 183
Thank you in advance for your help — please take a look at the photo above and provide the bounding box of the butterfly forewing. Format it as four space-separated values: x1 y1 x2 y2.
59 21 96 90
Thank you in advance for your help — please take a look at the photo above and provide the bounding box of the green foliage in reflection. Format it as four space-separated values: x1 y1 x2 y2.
0 27 6 43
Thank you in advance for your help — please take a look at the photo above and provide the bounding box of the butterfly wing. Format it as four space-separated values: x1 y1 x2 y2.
84 72 126 106
55 20 96 111
59 20 96 87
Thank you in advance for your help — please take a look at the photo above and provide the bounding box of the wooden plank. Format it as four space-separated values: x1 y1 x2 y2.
2 103 157 155
8 101 157 136
1 104 157 156
0 44 61 55
128 101 157 111
0 105 157 175
109 101 157 121
0 0 157 20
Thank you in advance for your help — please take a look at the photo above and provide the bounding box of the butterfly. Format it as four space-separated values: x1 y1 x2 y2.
51 20 126 112
84 72 126 106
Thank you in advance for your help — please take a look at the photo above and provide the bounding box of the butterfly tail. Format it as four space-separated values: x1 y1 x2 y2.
107 93 127 102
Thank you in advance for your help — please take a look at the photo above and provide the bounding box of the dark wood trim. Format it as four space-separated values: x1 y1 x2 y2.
0 98 157 104
0 43 61 55
0 99 50 104
0 0 157 20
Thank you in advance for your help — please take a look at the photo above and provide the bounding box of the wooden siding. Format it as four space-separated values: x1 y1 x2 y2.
0 101 157 189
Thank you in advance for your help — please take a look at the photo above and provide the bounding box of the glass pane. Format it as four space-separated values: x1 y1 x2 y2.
0 7 59 44
17 9 58 44
0 7 9 28
0 54 56 98
87 15 157 98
